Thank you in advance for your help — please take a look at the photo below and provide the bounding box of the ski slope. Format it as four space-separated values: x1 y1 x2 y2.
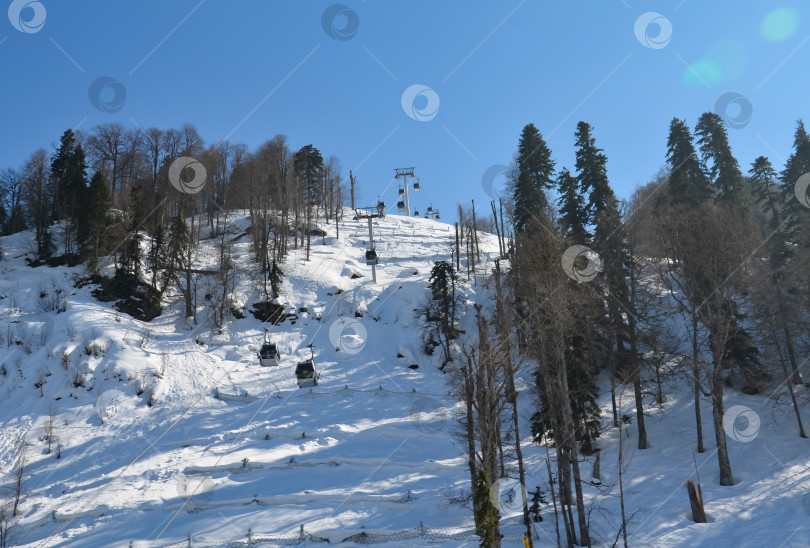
0 211 809 547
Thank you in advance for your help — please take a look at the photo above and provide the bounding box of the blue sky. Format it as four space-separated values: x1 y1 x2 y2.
2 1 808 219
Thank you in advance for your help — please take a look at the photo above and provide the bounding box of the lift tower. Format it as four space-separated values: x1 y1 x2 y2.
394 167 416 217
354 202 386 283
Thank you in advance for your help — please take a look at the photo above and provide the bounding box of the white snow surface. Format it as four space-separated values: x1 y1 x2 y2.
0 210 808 547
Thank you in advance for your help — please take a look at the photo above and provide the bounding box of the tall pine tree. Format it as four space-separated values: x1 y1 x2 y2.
695 112 750 215
663 118 711 207
512 123 555 233
50 129 88 256
780 120 810 248
557 168 588 245
78 172 110 271
574 121 611 228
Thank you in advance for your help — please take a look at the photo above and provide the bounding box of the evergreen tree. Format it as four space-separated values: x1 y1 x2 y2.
663 118 711 207
50 129 88 255
565 326 602 454
165 212 194 319
780 120 810 248
428 260 457 364
512 123 555 233
78 172 110 271
557 168 588 245
120 184 144 278
750 156 790 265
50 130 87 220
270 259 284 299
531 311 602 455
293 144 324 206
528 486 546 522
751 157 806 387
574 121 611 226
695 112 750 215
149 223 166 290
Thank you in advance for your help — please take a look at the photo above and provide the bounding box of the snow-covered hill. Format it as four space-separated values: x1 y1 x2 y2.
1 211 809 548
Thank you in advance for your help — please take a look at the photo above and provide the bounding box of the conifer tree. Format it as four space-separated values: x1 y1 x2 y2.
751 157 805 386
50 129 88 256
780 120 810 248
165 212 194 319
557 168 587 245
695 112 750 215
663 118 711 207
120 184 144 278
78 172 110 271
512 123 555 233
293 144 324 206
750 157 790 264
428 260 457 364
574 121 611 226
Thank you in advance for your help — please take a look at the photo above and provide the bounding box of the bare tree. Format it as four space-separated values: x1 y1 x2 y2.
12 440 25 517
657 202 759 486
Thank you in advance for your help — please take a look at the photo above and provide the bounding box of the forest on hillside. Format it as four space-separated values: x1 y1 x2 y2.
1 113 809 547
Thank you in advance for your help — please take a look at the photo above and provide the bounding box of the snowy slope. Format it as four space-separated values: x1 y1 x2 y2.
0 211 809 548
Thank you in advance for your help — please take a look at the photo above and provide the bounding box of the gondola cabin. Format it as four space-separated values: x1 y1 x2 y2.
295 360 318 388
365 249 378 265
397 200 406 212
258 342 280 366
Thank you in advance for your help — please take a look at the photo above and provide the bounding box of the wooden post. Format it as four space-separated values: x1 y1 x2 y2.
471 200 481 264
686 480 706 522
336 184 340 240
499 198 507 259
455 222 461 272
491 200 504 259
350 170 355 210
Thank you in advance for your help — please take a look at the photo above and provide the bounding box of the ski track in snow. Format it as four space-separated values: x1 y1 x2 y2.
0 211 808 547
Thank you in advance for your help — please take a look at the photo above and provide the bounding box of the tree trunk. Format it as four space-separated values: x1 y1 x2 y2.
633 373 647 449
545 448 561 548
711 379 734 486
686 480 706 522
692 316 705 453
610 374 619 427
